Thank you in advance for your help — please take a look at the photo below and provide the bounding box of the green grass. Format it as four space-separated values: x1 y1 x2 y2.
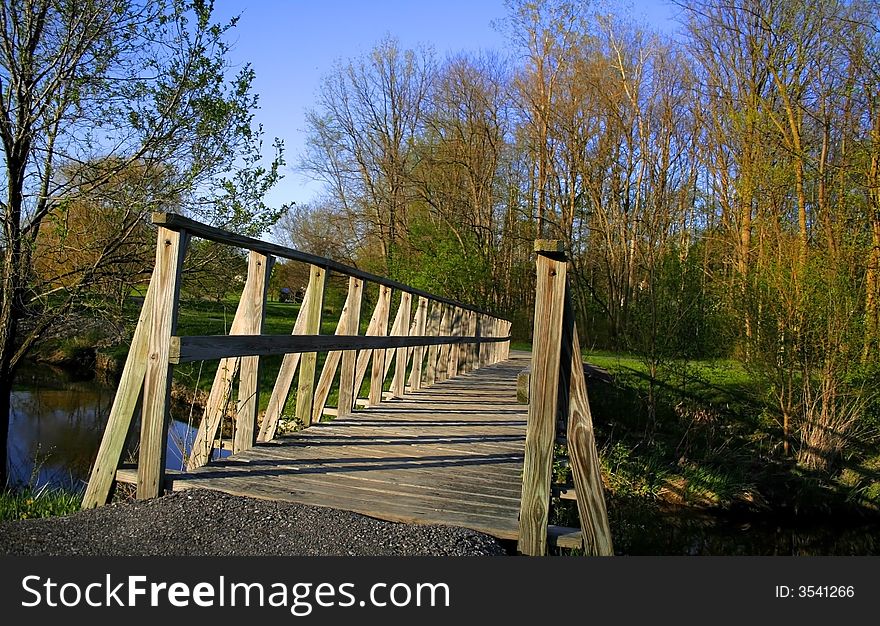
505 343 880 517
0 487 82 521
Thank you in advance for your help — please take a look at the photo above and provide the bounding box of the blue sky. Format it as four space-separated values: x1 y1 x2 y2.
212 1 679 212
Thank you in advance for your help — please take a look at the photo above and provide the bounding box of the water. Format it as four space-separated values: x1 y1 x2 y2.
8 362 202 491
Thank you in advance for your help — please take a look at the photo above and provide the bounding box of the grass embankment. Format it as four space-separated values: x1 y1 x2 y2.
0 487 82 522
512 344 880 522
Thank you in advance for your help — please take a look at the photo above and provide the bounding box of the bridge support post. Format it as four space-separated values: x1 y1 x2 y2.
294 265 327 426
334 277 365 419
391 292 412 398
409 297 429 391
518 240 613 556
368 285 392 406
137 227 189 500
233 252 274 452
518 241 567 555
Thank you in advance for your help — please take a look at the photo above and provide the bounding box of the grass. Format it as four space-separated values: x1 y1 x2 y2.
0 486 82 521
505 343 880 520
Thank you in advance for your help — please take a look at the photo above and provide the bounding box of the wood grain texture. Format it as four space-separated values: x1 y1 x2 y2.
234 252 274 453
446 307 462 380
81 275 156 508
409 297 429 391
257 273 316 442
137 228 188 500
562 291 613 556
294 265 326 426
518 251 567 555
424 302 442 386
332 277 364 419
352 285 391 407
391 292 412 398
167 354 528 540
381 293 407 383
368 285 392 407
312 277 363 424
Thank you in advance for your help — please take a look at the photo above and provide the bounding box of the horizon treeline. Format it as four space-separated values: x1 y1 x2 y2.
291 0 880 469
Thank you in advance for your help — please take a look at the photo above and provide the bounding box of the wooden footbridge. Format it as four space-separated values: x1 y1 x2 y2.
82 214 612 556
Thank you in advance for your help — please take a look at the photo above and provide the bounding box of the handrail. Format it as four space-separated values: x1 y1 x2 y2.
153 212 506 320
82 213 513 511
169 333 509 364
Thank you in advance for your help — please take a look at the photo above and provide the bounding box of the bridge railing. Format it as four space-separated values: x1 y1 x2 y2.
82 212 511 509
518 240 613 556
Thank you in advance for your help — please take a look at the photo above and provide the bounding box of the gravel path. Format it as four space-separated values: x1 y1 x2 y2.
0 489 510 556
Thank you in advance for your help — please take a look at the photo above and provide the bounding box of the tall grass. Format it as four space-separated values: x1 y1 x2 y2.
0 485 82 521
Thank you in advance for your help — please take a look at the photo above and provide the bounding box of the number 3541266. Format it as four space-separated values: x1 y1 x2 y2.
798 586 854 598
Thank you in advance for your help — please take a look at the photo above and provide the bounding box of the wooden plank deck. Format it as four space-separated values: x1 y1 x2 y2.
170 352 530 540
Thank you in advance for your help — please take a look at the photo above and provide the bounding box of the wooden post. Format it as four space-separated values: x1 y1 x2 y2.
562 288 614 555
233 252 274 453
468 310 479 371
476 314 485 368
82 277 157 508
460 310 472 373
409 297 429 391
518 240 567 555
497 318 502 361
136 227 188 500
381 293 408 381
351 284 391 406
188 253 274 467
502 320 512 360
424 302 442 386
368 285 392 406
335 277 364 418
447 307 462 379
391 292 412 398
312 277 363 423
294 264 327 426
436 305 452 382
257 282 316 443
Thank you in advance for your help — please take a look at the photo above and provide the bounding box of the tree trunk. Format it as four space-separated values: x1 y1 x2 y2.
0 372 10 486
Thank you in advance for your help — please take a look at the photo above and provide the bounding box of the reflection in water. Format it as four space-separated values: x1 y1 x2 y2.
8 363 208 491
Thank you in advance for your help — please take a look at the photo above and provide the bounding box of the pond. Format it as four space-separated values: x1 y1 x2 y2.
8 362 204 491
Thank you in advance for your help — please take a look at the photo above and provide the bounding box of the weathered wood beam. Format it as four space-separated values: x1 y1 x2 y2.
409 297 429 391
336 279 364 418
256 281 315 443
312 276 363 424
562 289 613 556
447 307 463 379
137 227 189 500
351 285 391 408
518 241 567 555
368 286 392 407
423 301 443 386
81 274 157 508
189 251 274 468
295 265 327 426
233 252 274 454
391 292 412 398
168 333 506 363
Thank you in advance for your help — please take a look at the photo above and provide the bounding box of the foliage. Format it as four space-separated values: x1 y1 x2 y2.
0 487 82 521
